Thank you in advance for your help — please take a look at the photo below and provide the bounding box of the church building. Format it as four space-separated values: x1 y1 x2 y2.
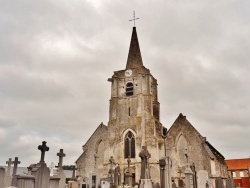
76 27 228 188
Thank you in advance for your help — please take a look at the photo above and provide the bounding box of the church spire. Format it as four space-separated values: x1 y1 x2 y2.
126 27 143 69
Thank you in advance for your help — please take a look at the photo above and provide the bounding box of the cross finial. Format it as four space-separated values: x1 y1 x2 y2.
129 11 140 27
38 141 49 163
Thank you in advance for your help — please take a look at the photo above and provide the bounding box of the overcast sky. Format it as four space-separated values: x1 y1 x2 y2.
0 0 249 167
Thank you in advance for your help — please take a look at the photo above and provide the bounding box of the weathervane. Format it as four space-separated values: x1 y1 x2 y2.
129 11 140 27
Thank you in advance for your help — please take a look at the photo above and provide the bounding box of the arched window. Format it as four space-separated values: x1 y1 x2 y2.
126 82 133 96
124 131 135 158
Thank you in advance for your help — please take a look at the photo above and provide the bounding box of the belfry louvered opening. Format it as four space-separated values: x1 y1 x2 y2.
126 82 133 96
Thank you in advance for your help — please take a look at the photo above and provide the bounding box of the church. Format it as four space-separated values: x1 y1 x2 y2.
75 26 228 188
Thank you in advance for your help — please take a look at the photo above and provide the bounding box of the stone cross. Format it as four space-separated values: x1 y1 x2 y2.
109 156 115 169
11 157 21 186
71 165 77 180
6 158 13 175
139 146 151 179
57 149 66 170
38 141 49 163
129 11 140 27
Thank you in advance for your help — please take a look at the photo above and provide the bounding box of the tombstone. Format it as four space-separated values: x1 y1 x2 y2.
184 149 193 188
5 158 13 187
124 157 133 187
114 165 121 186
0 167 6 188
197 170 209 188
71 165 77 181
11 157 21 187
139 146 153 188
190 163 197 188
215 177 224 188
55 149 66 188
159 157 166 188
159 156 172 188
108 156 115 187
50 176 60 188
31 141 50 188
16 175 35 188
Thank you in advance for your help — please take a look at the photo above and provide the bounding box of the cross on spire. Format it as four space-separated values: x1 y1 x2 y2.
38 141 49 163
129 11 140 27
57 149 66 170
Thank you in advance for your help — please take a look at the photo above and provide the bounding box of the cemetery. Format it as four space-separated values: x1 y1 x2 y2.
0 140 236 188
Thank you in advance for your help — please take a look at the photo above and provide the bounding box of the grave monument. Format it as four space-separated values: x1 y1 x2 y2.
139 146 152 188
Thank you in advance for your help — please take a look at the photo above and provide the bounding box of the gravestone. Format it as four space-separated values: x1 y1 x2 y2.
11 157 21 187
108 156 115 187
16 175 35 188
114 165 121 186
197 170 209 188
184 149 193 188
124 157 132 187
31 141 50 188
50 176 60 188
55 149 66 188
5 158 13 187
159 156 172 188
139 146 152 188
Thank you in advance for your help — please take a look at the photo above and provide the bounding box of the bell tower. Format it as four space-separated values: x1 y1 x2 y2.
106 27 163 183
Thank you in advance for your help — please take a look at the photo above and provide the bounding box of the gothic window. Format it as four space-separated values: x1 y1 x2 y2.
124 131 135 158
126 82 133 96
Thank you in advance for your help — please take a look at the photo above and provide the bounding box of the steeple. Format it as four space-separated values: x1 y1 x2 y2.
126 27 143 69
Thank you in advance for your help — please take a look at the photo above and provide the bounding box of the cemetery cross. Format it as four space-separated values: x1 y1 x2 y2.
57 149 66 169
38 141 49 163
11 157 21 186
6 158 13 175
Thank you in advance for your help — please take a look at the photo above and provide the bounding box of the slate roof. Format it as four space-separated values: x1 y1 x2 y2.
126 27 143 69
